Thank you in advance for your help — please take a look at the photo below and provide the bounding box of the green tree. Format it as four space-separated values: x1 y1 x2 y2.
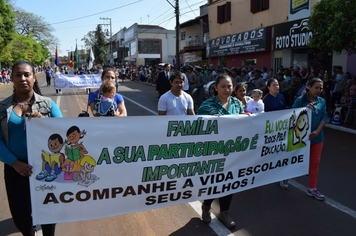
0 0 15 60
1 34 48 65
81 31 96 49
308 0 356 54
14 8 58 51
93 25 108 65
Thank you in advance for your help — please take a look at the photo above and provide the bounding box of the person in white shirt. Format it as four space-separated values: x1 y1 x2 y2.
246 89 264 114
158 72 195 115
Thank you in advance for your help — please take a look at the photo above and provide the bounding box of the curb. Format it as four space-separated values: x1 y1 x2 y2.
325 124 356 134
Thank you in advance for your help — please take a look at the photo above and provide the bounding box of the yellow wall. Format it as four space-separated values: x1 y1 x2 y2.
208 0 319 39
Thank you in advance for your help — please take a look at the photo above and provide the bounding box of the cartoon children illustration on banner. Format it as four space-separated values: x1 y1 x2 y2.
36 134 65 182
35 126 99 186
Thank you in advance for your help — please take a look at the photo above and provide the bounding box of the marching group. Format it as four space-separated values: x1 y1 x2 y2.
154 63 329 229
0 59 353 235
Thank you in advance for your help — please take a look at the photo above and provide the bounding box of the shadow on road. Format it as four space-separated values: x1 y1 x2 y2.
0 218 19 236
169 217 217 236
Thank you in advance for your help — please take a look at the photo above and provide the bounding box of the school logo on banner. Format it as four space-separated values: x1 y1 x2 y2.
262 109 309 157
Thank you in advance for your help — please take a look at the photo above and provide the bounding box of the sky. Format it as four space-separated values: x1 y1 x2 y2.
14 0 207 57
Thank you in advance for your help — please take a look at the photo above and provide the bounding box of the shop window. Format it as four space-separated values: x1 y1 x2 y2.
251 0 269 14
217 2 231 24
181 31 186 41
274 58 283 73
138 40 160 54
130 41 136 56
243 59 257 66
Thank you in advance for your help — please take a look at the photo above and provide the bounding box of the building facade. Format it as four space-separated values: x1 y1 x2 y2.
67 49 88 66
207 0 355 74
121 24 176 66
179 4 210 66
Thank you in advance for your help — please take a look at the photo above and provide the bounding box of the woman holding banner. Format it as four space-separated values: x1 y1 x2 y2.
0 60 62 236
281 78 327 201
197 74 246 229
89 68 127 117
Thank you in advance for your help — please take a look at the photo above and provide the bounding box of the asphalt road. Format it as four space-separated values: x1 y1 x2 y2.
0 73 355 236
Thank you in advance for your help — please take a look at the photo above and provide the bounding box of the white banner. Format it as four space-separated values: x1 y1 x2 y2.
54 74 102 89
27 108 311 225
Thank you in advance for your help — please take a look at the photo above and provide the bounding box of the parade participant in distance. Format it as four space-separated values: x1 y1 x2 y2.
231 67 241 87
158 72 194 115
182 67 190 93
195 66 207 108
89 68 127 117
0 60 62 236
156 63 171 97
187 65 196 95
280 78 328 201
206 68 215 82
197 74 247 229
54 67 62 95
45 67 52 86
289 70 303 105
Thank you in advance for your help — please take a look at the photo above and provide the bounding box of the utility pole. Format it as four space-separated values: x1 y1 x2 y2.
99 17 113 65
175 0 180 70
167 0 180 70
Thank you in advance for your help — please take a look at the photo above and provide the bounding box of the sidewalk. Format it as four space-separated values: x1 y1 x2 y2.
325 123 356 134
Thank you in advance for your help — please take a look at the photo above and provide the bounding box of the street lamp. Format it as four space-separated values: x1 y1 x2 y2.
99 17 113 65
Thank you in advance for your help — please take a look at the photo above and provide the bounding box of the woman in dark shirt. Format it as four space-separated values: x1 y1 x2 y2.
263 79 287 112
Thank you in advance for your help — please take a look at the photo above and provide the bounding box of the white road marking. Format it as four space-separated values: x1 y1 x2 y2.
189 201 234 236
120 95 158 115
289 179 356 219
122 96 234 234
56 94 61 108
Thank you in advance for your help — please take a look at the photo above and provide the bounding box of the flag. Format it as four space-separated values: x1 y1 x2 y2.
74 44 78 71
89 47 95 70
55 47 59 66
69 52 74 68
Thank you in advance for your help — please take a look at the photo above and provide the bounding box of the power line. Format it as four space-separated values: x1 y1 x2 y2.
185 0 198 17
50 0 143 25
